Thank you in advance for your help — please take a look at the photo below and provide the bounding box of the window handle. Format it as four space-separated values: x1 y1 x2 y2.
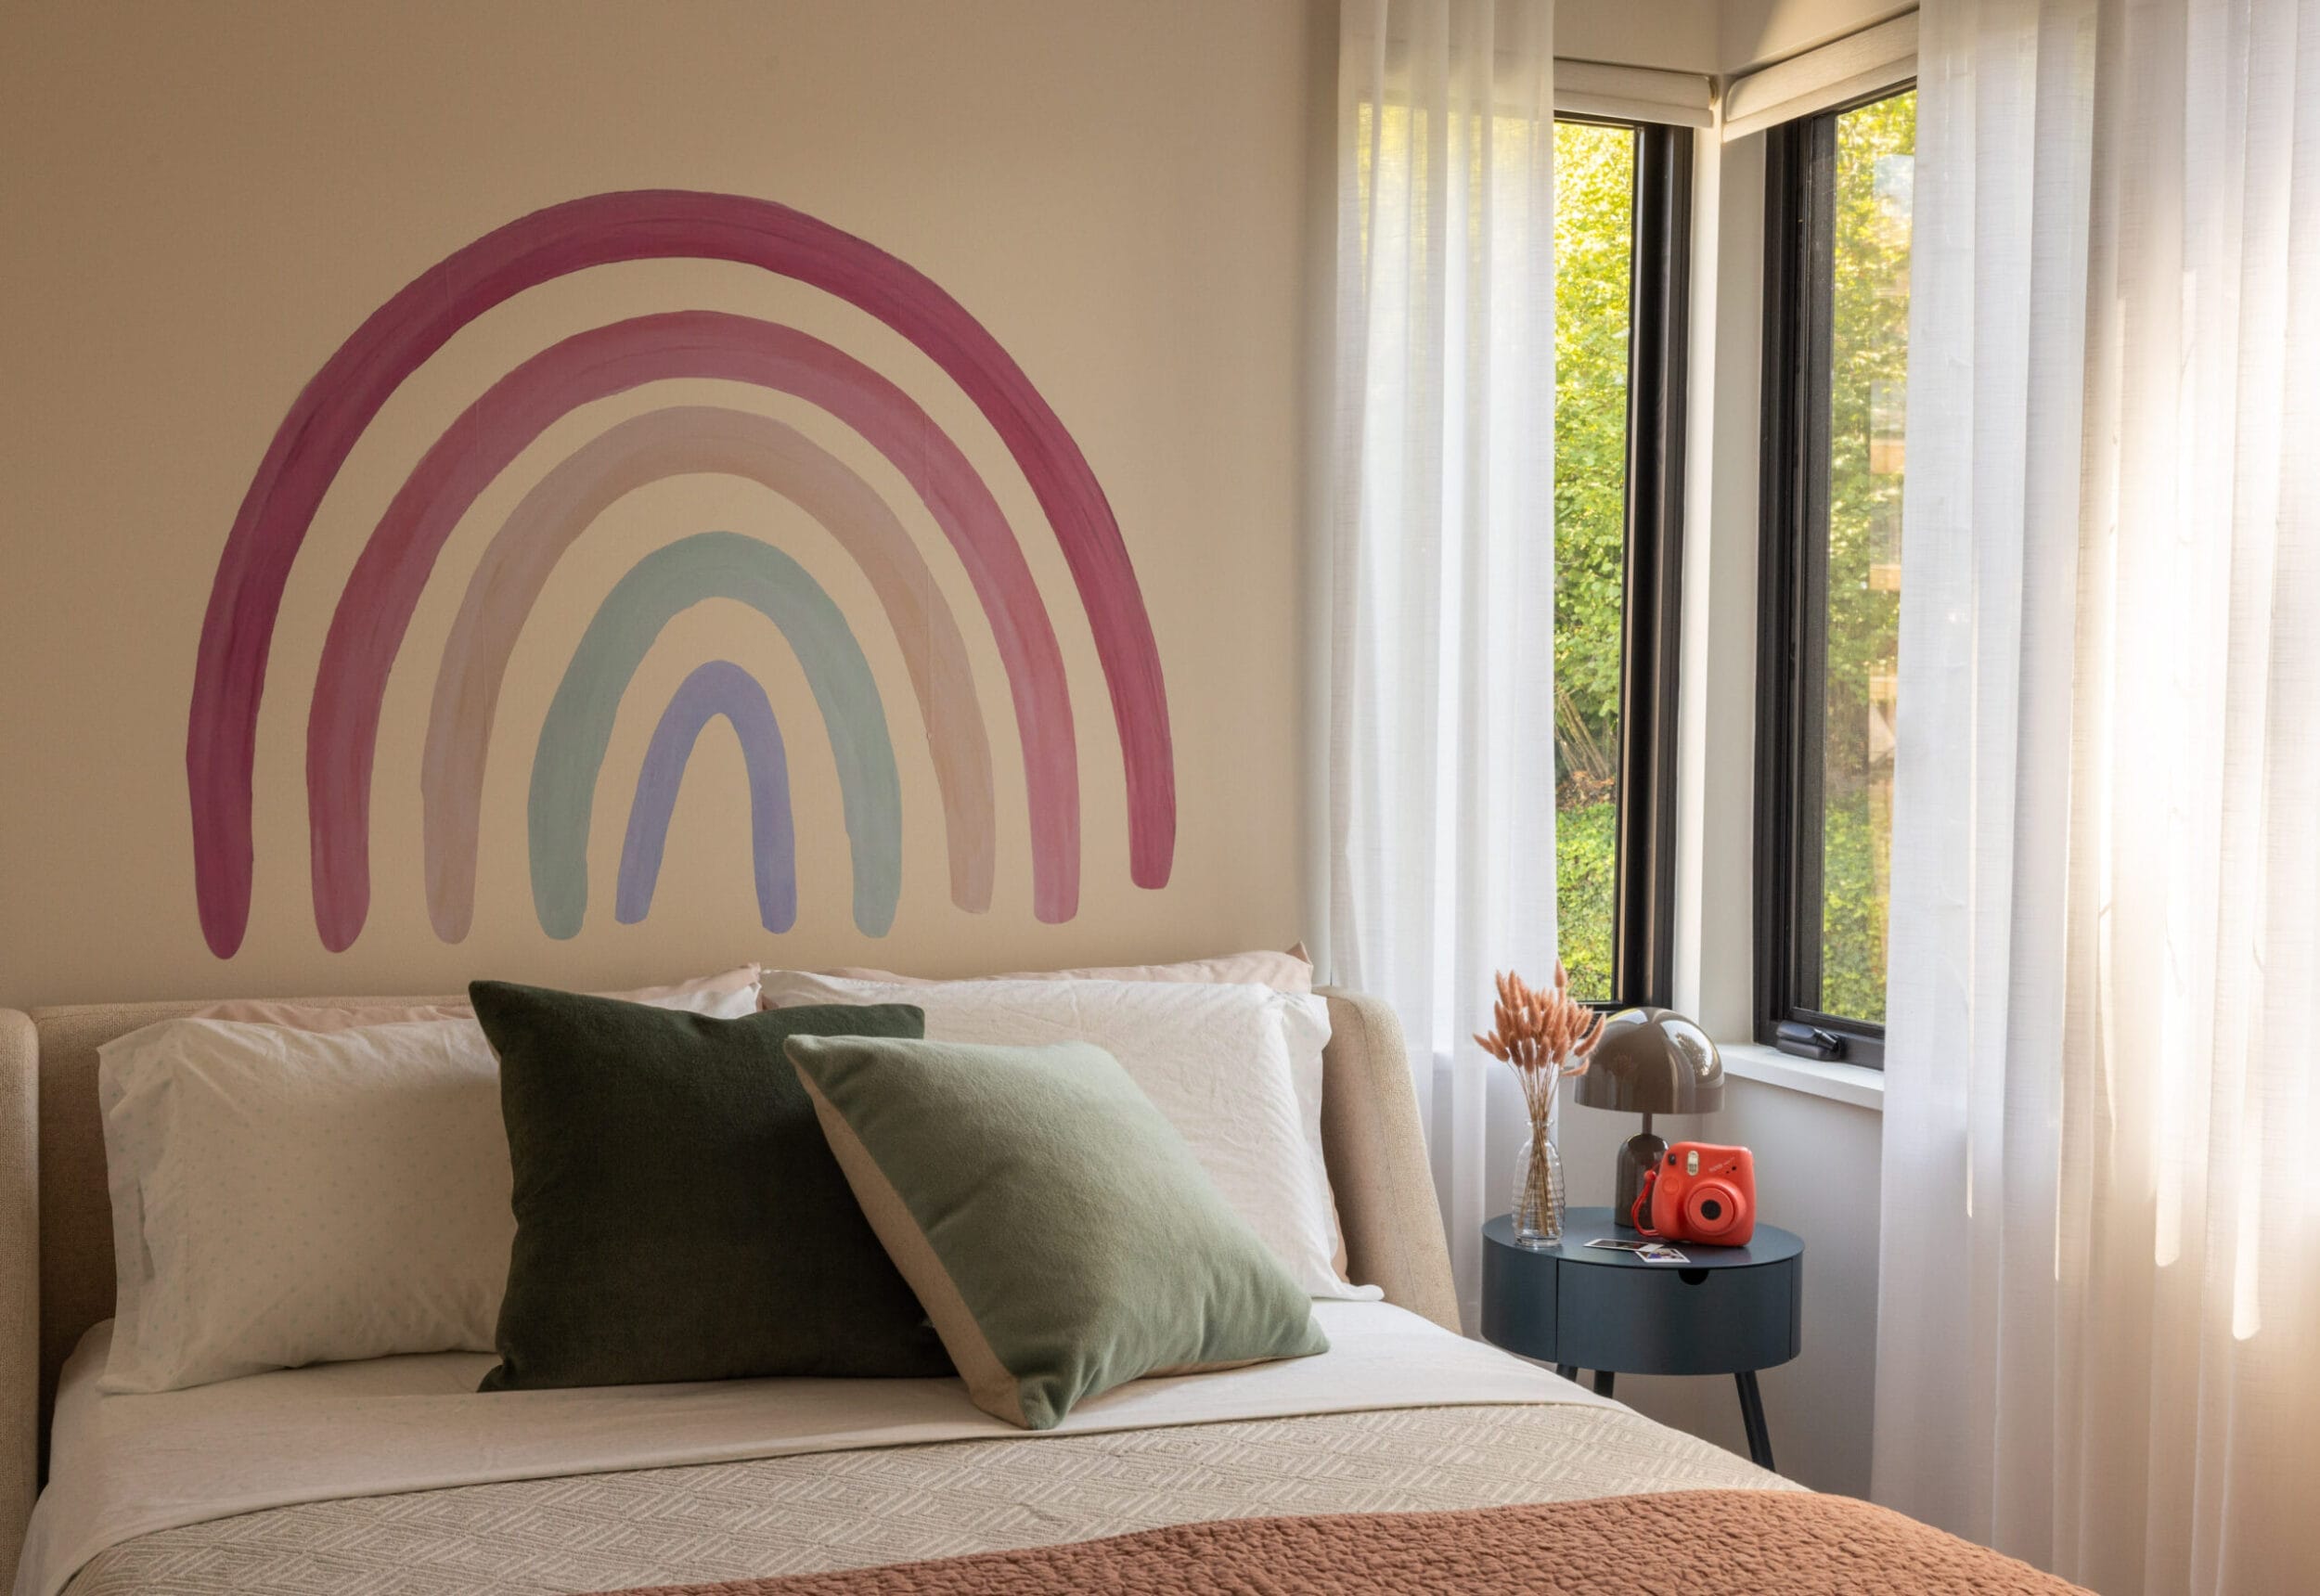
1774 1022 1847 1062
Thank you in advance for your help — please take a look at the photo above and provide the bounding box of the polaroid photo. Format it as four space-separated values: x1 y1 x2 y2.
1635 1243 1691 1264
1585 1238 1654 1252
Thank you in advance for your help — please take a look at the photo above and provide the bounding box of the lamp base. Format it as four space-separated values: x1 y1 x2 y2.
1612 1127 1669 1230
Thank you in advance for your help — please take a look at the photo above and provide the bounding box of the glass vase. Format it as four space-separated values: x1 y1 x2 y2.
1511 1085 1566 1249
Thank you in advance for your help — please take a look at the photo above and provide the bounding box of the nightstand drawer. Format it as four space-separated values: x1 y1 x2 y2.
1554 1255 1800 1375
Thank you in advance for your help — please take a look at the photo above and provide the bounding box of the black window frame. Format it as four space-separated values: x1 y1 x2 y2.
1753 89 1913 1067
1558 115 1692 1010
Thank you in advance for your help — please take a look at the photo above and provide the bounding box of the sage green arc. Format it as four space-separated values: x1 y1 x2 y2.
786 1034 1329 1431
530 531 901 938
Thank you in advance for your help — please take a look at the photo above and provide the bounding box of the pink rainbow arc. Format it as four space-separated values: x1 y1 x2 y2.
421 403 1004 944
312 312 1068 946
188 188 1172 958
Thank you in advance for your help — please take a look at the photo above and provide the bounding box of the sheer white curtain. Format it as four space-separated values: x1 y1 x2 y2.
1875 2 2320 1591
1319 0 1557 1324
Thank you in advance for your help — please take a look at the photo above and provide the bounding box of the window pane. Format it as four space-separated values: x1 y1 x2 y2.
1552 121 1635 1002
1818 90 1914 1023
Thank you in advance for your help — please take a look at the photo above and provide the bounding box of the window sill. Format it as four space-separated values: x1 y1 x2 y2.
1715 1042 1886 1111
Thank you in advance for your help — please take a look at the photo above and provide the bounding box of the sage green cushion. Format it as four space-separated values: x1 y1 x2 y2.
470 982 950 1390
784 1034 1328 1429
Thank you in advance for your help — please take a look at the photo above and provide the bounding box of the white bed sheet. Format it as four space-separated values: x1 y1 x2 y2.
19 1302 1606 1596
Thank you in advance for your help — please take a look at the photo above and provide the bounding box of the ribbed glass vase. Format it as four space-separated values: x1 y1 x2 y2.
1510 1086 1566 1249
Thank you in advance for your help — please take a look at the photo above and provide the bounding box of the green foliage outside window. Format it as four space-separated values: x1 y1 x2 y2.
1549 97 1913 1021
1550 122 1634 1001
1819 91 1914 1023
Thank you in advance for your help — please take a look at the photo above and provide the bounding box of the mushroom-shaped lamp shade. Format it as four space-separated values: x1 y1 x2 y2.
1576 1008 1723 1229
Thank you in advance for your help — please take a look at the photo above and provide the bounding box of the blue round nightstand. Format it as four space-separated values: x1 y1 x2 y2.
1479 1207 1803 1470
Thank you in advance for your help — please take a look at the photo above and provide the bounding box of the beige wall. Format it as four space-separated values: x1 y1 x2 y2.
1557 0 1722 72
0 0 1326 1009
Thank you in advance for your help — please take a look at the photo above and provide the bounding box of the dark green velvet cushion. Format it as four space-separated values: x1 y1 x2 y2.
469 981 949 1390
787 1034 1328 1429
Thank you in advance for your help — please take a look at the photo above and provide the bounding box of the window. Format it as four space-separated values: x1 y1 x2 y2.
1553 119 1690 1008
1757 87 1916 1063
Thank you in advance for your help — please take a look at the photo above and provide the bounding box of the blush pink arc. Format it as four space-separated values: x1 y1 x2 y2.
317 312 1072 949
187 188 1173 958
421 404 1002 944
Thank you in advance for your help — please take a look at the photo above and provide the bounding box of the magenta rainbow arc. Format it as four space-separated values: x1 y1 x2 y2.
323 313 1075 949
187 189 1174 956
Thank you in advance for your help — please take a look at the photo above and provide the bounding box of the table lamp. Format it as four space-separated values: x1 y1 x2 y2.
1576 1008 1723 1229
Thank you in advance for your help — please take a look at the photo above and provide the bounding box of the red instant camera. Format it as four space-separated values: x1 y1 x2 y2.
1633 1142 1756 1246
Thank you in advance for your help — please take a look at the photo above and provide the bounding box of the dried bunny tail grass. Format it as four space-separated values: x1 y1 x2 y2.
1476 963 1605 1083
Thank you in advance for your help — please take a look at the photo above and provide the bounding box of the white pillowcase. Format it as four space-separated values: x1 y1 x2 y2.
97 972 764 1394
759 972 1373 1301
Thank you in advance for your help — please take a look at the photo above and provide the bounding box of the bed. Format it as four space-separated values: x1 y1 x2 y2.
0 991 2077 1595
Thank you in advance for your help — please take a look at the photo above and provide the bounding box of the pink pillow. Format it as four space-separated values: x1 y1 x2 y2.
806 946 1312 998
193 965 763 1029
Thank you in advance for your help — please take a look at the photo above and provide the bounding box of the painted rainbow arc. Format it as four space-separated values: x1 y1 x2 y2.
187 189 1175 955
332 313 1076 947
532 534 901 940
617 661 797 934
419 398 1006 945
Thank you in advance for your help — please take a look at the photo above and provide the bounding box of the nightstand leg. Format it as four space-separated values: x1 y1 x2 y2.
1735 1371 1774 1471
1555 1363 1578 1382
1591 1370 1616 1398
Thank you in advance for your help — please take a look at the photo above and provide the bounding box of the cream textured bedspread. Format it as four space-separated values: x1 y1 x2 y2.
62 1404 1789 1596
29 1303 1790 1596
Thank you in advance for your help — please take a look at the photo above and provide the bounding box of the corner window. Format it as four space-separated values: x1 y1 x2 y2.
1553 118 1691 1008
1756 87 1915 1063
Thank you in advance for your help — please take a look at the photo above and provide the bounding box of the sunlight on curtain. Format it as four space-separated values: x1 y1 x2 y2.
1875 3 2320 1591
1323 0 1555 1325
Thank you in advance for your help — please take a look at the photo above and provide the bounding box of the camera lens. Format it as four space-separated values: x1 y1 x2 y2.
1701 1197 1724 1222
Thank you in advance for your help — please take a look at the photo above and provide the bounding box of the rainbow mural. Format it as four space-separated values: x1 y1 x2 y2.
187 189 1174 957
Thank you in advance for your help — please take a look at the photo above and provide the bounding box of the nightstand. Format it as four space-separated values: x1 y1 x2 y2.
1479 1207 1803 1470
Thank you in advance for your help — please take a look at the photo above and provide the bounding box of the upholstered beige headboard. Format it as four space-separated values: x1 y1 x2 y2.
0 985 1453 1579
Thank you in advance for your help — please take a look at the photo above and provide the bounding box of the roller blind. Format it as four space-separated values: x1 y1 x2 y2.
1554 60 1713 128
1721 12 1916 141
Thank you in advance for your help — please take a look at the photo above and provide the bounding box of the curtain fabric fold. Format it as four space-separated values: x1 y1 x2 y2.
1876 2 2320 1591
1321 0 1557 1324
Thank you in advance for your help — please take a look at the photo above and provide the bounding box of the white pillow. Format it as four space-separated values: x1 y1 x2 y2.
98 1019 509 1393
780 955 1345 1268
97 972 763 1394
759 972 1373 1301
